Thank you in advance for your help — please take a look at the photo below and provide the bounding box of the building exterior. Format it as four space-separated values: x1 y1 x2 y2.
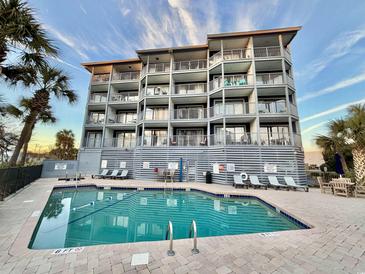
78 26 305 184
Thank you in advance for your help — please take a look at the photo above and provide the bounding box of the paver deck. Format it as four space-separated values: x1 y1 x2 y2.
0 178 364 274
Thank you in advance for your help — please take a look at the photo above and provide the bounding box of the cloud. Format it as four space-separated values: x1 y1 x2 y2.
301 121 328 134
120 7 131 16
299 27 365 80
298 71 365 102
79 4 87 15
51 57 86 73
301 98 365 123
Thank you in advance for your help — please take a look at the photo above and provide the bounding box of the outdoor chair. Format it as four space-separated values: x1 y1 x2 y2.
233 174 249 189
317 176 333 194
332 178 354 197
284 176 309 192
268 176 289 190
103 169 119 179
116 170 128 180
249 175 267 189
92 169 110 179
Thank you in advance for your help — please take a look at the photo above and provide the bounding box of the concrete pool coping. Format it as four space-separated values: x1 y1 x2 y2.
1 177 365 273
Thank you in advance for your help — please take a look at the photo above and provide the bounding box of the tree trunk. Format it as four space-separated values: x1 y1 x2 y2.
8 112 37 166
19 125 34 166
353 147 365 185
338 152 349 173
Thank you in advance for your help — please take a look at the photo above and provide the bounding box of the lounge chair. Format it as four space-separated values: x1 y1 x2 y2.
284 177 309 192
233 174 249 189
268 176 289 190
249 176 267 189
116 170 129 180
92 169 110 179
103 169 119 179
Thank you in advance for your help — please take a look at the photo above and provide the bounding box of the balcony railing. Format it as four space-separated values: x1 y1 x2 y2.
172 108 207 120
290 103 298 116
256 73 284 85
284 48 291 61
148 63 170 73
173 83 207 95
112 71 140 81
145 86 169 96
294 134 302 147
83 137 102 148
258 101 287 114
140 110 169 121
287 74 295 89
173 59 207 71
107 113 137 124
138 135 168 147
254 46 281 58
209 74 253 91
170 135 207 146
86 116 104 125
223 48 252 61
209 103 256 117
89 94 107 103
110 92 138 103
260 133 291 146
209 52 223 66
91 73 110 83
103 138 136 148
210 133 258 146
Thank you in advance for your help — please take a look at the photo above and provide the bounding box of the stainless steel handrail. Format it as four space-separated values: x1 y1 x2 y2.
189 220 199 254
165 221 175 256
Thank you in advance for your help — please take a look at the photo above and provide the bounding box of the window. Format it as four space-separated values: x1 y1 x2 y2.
144 130 167 146
116 132 136 148
145 107 168 120
88 112 105 124
260 126 289 145
86 132 102 147
116 112 137 123
214 100 245 115
214 126 246 144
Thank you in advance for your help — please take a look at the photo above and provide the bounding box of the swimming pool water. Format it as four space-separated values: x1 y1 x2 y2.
29 187 305 249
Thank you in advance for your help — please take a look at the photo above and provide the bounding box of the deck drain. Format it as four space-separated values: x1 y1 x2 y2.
131 253 149 266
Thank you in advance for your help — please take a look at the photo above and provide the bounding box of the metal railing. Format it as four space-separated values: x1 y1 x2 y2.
103 138 136 148
256 73 284 85
91 73 110 83
209 74 253 91
110 92 139 103
211 133 258 146
260 133 291 146
112 71 140 81
107 113 137 124
138 135 168 147
284 48 291 61
89 93 107 103
287 74 295 88
86 116 105 125
141 109 169 121
166 221 175 256
209 103 256 117
173 83 207 95
254 46 281 58
290 103 298 116
145 85 169 96
83 137 102 148
148 63 170 73
173 59 207 71
223 48 252 60
172 108 207 120
189 220 199 254
170 135 207 146
257 101 287 114
209 52 223 66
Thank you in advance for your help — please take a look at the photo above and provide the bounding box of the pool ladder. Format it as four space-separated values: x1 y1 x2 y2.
165 220 199 256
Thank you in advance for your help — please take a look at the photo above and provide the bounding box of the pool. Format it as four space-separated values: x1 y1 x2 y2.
29 187 308 249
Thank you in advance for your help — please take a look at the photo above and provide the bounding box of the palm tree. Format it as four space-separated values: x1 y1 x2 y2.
50 129 78 160
8 64 77 166
315 119 349 173
6 98 56 165
345 104 365 184
0 0 57 80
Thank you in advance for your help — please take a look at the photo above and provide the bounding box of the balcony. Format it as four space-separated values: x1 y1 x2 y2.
173 59 207 71
256 73 284 85
258 101 287 114
138 135 168 147
172 108 207 120
170 135 207 146
91 73 110 84
103 138 136 149
209 103 256 117
110 92 138 103
107 113 137 124
260 133 291 146
210 133 258 146
145 86 169 97
209 52 222 66
112 71 139 81
223 48 252 61
209 74 253 91
139 109 169 121
145 63 170 74
86 114 105 126
173 83 207 95
83 137 102 148
254 46 281 58
89 93 107 103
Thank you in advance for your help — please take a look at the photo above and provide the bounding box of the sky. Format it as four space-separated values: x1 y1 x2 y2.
1 0 365 163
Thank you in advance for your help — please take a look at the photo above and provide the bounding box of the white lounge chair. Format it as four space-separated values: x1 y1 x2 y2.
284 177 309 192
103 169 119 179
233 174 249 188
249 176 267 189
92 169 110 179
116 170 129 179
268 176 289 190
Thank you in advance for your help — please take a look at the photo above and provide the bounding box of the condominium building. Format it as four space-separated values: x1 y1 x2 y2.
78 26 305 184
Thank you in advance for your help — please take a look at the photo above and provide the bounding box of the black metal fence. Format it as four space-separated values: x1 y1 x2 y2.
0 165 43 201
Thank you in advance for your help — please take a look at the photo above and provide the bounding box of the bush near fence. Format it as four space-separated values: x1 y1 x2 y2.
0 165 42 201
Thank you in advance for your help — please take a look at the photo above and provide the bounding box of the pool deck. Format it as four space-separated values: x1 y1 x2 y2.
0 178 364 274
